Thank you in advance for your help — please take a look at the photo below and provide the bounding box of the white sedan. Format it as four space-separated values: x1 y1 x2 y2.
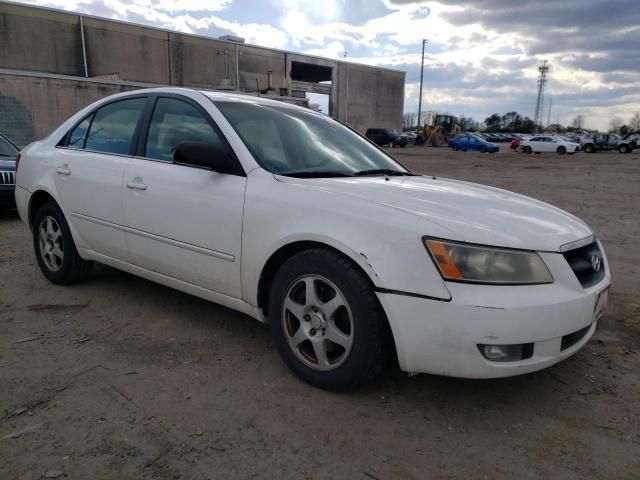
520 135 581 155
14 88 610 390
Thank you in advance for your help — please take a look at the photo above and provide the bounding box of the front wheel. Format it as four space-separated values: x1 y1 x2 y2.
268 249 389 390
619 145 629 154
32 201 93 284
584 144 595 153
479 146 486 153
557 146 566 155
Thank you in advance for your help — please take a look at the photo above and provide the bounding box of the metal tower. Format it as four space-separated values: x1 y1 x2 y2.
534 60 549 128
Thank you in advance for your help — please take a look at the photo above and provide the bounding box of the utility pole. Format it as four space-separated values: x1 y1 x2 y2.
416 39 427 135
534 60 549 130
547 97 552 128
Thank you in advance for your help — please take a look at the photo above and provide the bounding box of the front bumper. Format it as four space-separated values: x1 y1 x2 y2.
377 250 610 378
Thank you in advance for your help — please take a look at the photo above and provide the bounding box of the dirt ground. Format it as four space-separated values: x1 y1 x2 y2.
1 147 639 479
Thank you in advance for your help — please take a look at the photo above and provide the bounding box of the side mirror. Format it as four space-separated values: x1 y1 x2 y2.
173 141 241 175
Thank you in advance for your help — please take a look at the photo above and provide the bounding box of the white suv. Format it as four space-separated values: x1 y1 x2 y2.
15 88 610 390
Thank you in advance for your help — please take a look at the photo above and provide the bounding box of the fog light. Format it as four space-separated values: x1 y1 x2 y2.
477 343 533 362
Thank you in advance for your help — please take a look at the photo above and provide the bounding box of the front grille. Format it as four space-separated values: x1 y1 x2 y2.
0 171 15 185
562 241 605 288
561 325 591 350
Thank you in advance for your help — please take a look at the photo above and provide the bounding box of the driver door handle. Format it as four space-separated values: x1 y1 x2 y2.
126 178 147 191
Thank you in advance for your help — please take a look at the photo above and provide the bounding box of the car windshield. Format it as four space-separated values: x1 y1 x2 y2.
0 136 18 157
214 100 410 177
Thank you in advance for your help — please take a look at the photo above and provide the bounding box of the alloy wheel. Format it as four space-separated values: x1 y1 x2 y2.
38 216 64 272
281 275 354 371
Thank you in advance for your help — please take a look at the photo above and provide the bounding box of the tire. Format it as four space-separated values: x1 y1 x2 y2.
479 146 486 153
268 248 389 391
32 201 93 284
523 146 532 154
557 146 566 155
453 145 460 151
432 133 445 147
584 144 595 153
619 145 629 154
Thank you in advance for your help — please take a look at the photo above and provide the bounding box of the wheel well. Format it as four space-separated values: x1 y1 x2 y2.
258 241 373 316
257 241 398 366
28 190 56 229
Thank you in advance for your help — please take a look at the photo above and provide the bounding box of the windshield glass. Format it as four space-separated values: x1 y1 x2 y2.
214 101 409 177
0 136 18 157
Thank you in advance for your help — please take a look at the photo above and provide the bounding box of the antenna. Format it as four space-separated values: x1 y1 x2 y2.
534 60 549 129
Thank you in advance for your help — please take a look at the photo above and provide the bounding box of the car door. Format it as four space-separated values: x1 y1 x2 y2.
53 96 148 261
122 95 246 298
528 136 543 152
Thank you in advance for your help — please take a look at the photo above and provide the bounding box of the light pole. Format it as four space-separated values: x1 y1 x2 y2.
416 39 428 136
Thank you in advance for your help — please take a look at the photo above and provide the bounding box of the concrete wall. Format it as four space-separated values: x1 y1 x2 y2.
0 2 405 138
0 73 139 146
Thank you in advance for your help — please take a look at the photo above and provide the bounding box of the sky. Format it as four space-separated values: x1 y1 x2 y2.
15 0 640 130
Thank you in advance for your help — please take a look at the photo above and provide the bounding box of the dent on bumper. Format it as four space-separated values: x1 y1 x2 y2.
377 283 608 379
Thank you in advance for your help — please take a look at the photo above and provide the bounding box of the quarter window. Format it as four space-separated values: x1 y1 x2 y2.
145 98 224 162
67 115 93 149
84 97 147 155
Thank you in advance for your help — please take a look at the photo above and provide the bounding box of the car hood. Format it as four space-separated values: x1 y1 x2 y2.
279 175 592 252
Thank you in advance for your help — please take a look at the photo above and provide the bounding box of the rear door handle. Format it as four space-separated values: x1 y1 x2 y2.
56 165 71 175
126 178 147 191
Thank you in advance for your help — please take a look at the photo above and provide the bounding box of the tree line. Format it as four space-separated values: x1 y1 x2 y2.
403 110 640 134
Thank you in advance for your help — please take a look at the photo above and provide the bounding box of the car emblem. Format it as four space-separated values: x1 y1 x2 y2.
591 255 601 272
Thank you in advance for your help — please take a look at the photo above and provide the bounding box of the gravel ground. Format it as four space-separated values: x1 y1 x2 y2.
1 147 639 479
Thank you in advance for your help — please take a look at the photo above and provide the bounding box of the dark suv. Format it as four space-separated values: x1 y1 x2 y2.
365 128 407 147
0 133 19 208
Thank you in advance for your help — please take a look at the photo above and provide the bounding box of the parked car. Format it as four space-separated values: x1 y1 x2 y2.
365 128 407 147
579 133 633 153
618 133 638 154
0 133 19 207
520 135 580 155
449 134 499 153
15 88 610 390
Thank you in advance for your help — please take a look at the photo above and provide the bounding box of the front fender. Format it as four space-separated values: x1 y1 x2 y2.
241 172 453 307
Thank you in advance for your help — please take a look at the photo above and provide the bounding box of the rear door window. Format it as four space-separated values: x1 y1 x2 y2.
84 97 147 155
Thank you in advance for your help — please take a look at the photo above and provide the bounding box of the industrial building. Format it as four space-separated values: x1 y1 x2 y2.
0 2 405 147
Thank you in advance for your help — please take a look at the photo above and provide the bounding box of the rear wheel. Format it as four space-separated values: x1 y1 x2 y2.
584 144 595 153
268 249 389 390
619 144 629 154
523 146 532 154
557 146 566 155
32 201 93 284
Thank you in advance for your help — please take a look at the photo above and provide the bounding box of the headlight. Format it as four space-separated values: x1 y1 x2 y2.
424 237 553 285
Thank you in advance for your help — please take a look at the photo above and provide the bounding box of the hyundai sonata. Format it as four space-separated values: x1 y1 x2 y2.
15 88 610 390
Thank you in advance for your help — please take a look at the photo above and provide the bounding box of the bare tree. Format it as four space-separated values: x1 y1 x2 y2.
609 117 624 133
630 112 640 131
403 112 417 129
571 115 586 129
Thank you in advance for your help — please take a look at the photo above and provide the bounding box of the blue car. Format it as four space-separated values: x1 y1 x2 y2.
449 134 499 153
0 133 19 208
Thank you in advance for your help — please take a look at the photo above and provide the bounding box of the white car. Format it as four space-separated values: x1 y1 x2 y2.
14 88 610 390
520 135 581 155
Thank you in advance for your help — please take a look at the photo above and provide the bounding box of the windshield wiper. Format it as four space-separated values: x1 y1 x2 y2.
354 169 416 177
281 170 354 178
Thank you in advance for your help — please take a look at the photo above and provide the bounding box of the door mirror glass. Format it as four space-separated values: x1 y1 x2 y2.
173 141 239 175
